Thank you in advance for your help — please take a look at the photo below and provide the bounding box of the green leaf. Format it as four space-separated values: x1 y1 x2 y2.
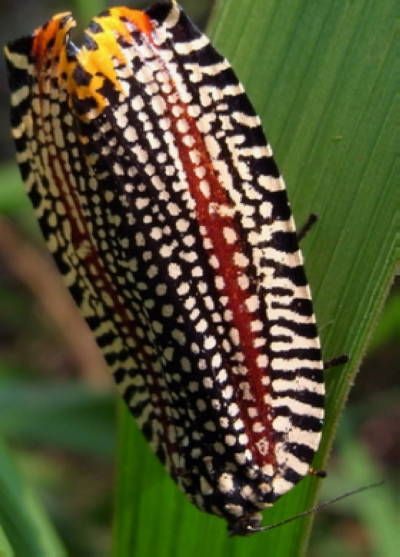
0 163 31 215
367 292 400 353
113 0 396 555
0 379 115 457
323 432 399 557
71 0 108 27
0 522 14 557
0 435 66 557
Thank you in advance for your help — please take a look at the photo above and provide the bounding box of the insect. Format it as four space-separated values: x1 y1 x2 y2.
5 0 345 536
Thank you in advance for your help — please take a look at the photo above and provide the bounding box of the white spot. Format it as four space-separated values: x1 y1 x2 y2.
216 369 227 383
177 282 190 296
194 166 206 179
176 219 189 233
157 152 167 164
160 244 174 258
212 353 222 368
218 473 234 493
187 104 201 118
232 419 244 431
193 320 207 334
234 252 249 268
114 103 128 128
162 304 174 317
151 95 167 115
135 145 149 164
131 95 144 111
167 202 180 216
239 382 253 402
172 328 186 345
200 180 210 198
156 283 167 296
181 357 191 372
184 297 196 310
204 135 221 158
209 255 219 269
177 119 190 134
238 433 249 446
135 232 145 246
257 355 268 368
204 336 216 350
152 321 163 334
224 503 244 518
219 416 229 428
235 452 248 465
171 104 183 118
159 117 171 130
237 275 250 290
230 328 240 346
189 149 201 165
165 165 175 176
113 162 124 176
214 442 226 454
192 266 203 277
147 134 161 150
222 385 234 400
245 296 260 312
150 227 163 241
252 422 265 433
261 463 274 477
228 403 240 417
190 308 200 321
136 197 150 210
178 89 193 104
222 227 237 245
240 485 254 498
225 434 236 446
200 477 213 495
180 251 197 264
272 416 291 433
182 135 195 147
204 421 216 431
163 347 174 362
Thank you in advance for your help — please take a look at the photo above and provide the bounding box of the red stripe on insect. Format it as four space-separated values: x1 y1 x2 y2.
162 88 275 467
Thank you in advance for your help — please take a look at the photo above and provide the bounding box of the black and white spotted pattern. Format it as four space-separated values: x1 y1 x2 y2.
5 1 325 535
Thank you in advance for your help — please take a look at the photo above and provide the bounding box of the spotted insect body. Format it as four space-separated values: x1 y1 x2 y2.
6 1 325 535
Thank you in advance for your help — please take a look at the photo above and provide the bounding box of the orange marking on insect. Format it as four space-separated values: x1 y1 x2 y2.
108 7 154 38
32 13 71 64
32 12 75 99
63 9 154 119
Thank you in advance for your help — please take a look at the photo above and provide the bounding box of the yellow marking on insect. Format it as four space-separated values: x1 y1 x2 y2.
62 9 154 119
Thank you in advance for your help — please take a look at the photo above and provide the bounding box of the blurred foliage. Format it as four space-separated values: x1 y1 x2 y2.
0 436 66 556
0 0 398 556
367 292 400 353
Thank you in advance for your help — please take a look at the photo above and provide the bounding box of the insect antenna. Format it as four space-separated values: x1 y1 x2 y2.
255 480 384 534
324 354 349 370
297 213 318 241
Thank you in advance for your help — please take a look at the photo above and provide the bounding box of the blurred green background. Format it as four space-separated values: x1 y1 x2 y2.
0 0 398 555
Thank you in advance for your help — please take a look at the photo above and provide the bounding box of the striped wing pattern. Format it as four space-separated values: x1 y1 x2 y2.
5 1 324 534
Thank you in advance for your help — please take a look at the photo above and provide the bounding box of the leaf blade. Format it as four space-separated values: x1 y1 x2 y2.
112 0 397 554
